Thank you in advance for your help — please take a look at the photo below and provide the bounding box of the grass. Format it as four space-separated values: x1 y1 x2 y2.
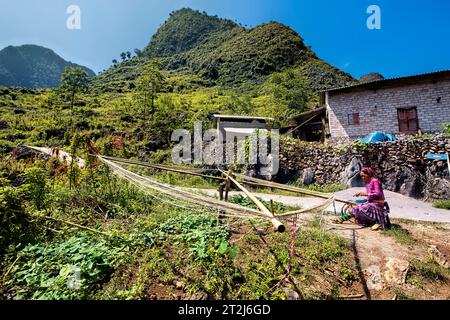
381 224 416 247
394 288 415 300
433 200 450 210
409 258 450 282
289 181 346 194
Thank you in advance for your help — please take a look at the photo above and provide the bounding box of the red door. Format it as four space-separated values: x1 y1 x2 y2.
398 107 419 134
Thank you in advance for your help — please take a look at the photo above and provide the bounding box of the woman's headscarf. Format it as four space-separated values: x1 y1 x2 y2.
361 166 375 178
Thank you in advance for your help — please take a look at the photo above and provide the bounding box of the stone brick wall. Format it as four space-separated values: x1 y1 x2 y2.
327 80 450 145
277 137 450 200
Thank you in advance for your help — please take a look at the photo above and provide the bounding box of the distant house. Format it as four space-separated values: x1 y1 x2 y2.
321 70 450 145
213 114 273 142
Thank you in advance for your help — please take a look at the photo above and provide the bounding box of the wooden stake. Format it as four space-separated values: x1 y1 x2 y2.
218 182 225 223
224 170 232 201
218 183 225 201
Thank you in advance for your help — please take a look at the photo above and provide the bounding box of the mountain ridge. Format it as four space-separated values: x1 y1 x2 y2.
96 8 355 91
0 44 96 89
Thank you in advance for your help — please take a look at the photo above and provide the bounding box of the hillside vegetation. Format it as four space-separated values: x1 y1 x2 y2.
0 8 358 160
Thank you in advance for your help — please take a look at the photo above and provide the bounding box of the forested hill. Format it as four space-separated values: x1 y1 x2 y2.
96 8 355 91
0 45 95 89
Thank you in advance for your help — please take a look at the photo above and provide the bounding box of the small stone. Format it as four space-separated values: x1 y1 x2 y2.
175 281 185 289
282 287 301 300
428 245 450 268
185 292 208 300
383 258 410 285
364 265 383 291
301 168 315 185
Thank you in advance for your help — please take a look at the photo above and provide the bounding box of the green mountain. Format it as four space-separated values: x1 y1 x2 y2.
96 8 355 91
143 8 239 57
0 45 95 88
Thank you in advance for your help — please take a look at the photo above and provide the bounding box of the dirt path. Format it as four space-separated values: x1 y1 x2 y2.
26 146 86 168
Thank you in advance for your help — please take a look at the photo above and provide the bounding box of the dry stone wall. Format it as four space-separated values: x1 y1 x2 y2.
277 137 450 200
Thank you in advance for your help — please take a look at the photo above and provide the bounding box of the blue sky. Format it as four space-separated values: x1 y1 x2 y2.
1 0 449 79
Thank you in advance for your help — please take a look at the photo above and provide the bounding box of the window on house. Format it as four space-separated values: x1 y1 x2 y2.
348 113 360 125
397 107 419 134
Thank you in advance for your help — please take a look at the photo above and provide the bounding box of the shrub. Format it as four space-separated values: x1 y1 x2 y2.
22 167 49 210
433 200 450 210
0 140 14 155
442 122 450 135
0 187 30 252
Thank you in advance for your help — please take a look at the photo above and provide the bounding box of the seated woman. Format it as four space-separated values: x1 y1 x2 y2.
337 167 391 230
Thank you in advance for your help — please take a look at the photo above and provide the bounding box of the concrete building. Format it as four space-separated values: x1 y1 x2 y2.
213 114 273 142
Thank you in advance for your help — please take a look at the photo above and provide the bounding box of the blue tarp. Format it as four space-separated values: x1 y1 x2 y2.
359 132 397 143
425 154 449 161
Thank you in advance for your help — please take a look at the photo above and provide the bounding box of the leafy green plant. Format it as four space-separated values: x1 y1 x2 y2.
5 234 130 300
351 141 369 152
441 122 450 136
150 212 233 260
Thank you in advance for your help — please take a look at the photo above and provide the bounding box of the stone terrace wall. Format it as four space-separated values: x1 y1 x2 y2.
277 137 450 200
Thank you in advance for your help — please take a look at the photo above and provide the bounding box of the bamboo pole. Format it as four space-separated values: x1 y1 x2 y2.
98 155 224 181
99 157 267 219
226 174 286 233
44 216 113 237
237 175 352 205
98 154 351 205
3 255 21 280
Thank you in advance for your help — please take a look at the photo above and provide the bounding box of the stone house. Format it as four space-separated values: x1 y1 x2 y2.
321 70 450 145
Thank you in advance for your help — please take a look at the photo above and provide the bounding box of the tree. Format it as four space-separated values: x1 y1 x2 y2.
263 68 312 113
134 48 142 57
126 51 132 60
112 59 118 67
60 66 89 119
120 52 127 61
134 59 165 131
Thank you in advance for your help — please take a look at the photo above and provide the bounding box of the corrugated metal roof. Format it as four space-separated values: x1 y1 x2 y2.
213 114 274 121
288 106 326 122
322 69 450 93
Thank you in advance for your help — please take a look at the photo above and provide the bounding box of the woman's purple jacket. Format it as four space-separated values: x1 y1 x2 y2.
366 178 385 202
